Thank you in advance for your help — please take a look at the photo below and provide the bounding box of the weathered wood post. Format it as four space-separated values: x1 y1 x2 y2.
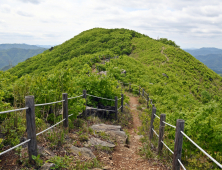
121 94 124 112
115 96 118 120
158 114 166 154
147 94 149 108
149 106 156 140
25 96 37 161
83 90 87 117
142 88 144 97
173 119 185 170
62 93 68 128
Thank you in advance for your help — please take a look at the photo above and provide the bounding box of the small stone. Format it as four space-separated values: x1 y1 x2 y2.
40 163 55 170
69 145 96 159
89 137 115 148
103 166 112 170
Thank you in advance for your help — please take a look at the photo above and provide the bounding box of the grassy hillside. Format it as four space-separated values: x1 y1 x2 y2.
1 28 222 169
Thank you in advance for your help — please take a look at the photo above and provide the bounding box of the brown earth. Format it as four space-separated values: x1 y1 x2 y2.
110 95 167 170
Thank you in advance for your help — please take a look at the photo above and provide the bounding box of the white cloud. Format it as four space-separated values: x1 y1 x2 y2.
0 0 221 48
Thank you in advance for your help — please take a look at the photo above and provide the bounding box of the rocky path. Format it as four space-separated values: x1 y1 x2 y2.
110 95 166 170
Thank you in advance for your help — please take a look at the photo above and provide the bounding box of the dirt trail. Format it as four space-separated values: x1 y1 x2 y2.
111 95 165 170
161 47 169 62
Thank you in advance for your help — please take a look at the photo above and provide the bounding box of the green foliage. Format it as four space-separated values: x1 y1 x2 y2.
201 90 211 103
32 154 43 167
158 38 180 48
47 155 71 169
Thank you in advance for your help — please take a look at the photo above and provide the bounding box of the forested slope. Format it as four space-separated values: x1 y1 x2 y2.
1 28 222 169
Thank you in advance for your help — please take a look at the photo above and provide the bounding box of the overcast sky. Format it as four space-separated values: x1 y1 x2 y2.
0 0 221 49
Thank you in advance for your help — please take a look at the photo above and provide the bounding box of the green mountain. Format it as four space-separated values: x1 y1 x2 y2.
1 28 222 169
0 48 46 70
184 47 222 56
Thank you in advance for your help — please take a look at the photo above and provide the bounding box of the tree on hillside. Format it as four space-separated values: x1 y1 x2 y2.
158 38 180 48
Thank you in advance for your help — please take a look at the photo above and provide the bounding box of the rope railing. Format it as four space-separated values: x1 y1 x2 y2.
86 94 115 101
181 131 222 168
162 121 176 129
0 139 31 156
154 114 160 119
178 159 186 170
0 107 28 115
152 128 159 138
35 100 65 107
118 106 122 110
68 114 73 117
68 95 83 100
161 141 174 154
36 119 66 136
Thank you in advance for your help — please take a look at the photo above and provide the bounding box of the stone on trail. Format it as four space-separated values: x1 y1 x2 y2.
69 145 96 159
40 163 55 170
90 124 127 144
89 137 115 148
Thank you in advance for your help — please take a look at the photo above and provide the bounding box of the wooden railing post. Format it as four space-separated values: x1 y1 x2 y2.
121 94 123 112
62 93 68 128
147 94 149 108
149 106 156 140
158 114 166 154
83 90 87 117
25 96 37 161
115 96 118 120
142 88 144 97
173 119 185 170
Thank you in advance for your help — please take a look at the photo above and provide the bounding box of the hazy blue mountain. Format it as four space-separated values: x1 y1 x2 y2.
0 43 43 50
184 47 222 56
35 45 54 49
184 48 222 74
0 48 46 70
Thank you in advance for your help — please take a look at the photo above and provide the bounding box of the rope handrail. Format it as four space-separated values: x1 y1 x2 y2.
36 119 66 136
35 100 65 107
154 114 160 119
181 131 222 168
162 121 176 129
86 106 115 112
0 107 29 115
86 94 115 101
178 159 186 170
144 91 148 96
161 141 174 154
68 114 73 117
68 95 83 100
118 106 122 110
117 97 122 100
0 139 31 156
152 128 159 138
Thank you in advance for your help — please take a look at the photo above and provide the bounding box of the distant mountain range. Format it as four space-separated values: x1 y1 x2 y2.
0 44 53 71
184 47 222 74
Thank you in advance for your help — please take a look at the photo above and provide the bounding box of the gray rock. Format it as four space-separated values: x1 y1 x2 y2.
91 124 122 132
91 124 127 144
70 145 96 159
40 163 55 170
162 73 169 78
89 137 115 148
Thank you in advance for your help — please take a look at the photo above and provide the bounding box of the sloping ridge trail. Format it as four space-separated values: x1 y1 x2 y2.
111 95 166 170
161 47 169 66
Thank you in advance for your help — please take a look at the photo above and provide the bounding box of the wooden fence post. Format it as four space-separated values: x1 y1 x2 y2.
142 88 144 96
149 106 156 140
121 94 124 112
147 94 149 108
115 96 118 120
25 96 37 161
158 114 166 154
173 119 185 170
83 90 87 117
62 93 68 128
